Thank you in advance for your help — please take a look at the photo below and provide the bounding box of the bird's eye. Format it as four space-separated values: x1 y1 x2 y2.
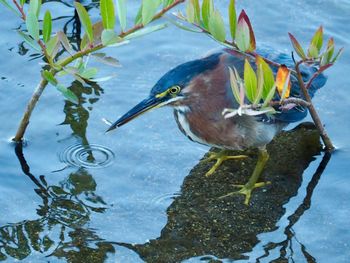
169 85 181 95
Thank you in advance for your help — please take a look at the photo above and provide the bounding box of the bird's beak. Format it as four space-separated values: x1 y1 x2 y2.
106 96 163 132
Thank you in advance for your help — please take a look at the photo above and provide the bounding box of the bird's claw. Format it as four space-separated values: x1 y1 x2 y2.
219 181 271 205
204 151 248 177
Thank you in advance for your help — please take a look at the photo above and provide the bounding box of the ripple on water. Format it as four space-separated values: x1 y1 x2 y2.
59 144 115 169
151 192 181 205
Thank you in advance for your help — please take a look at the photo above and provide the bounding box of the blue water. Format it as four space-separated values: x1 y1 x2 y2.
0 0 349 262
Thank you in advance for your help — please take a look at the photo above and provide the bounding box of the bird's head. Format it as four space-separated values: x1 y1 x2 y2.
106 53 221 132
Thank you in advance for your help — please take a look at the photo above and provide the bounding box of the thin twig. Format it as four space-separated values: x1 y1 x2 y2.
294 62 335 151
13 0 186 142
12 0 25 19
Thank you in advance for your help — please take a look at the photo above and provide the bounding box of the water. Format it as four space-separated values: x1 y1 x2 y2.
0 0 350 262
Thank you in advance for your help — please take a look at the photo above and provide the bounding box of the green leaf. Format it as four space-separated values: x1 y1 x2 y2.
320 38 335 66
254 64 264 104
331 47 343 63
80 68 98 79
42 70 57 86
244 59 257 103
201 0 213 29
17 30 41 51
311 26 323 51
57 31 73 54
92 53 120 67
208 9 226 42
262 84 276 107
186 1 195 23
0 0 21 16
101 29 121 46
43 11 52 43
142 0 161 25
308 43 319 58
74 2 94 43
236 10 255 51
288 33 306 59
229 67 241 105
256 56 274 99
124 23 167 40
235 12 250 52
26 11 40 40
29 0 41 17
228 0 236 41
191 0 200 23
116 0 127 31
20 0 25 6
56 84 79 104
46 34 60 57
100 0 115 30
134 4 143 24
163 0 174 7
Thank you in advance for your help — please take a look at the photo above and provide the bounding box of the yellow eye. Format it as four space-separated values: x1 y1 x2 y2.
169 85 181 95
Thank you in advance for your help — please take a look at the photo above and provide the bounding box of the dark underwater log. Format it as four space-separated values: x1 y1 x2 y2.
117 123 323 262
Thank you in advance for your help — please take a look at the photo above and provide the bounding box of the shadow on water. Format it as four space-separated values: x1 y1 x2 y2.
113 124 330 263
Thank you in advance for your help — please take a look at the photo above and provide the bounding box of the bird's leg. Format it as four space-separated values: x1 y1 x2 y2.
219 147 271 205
203 149 248 177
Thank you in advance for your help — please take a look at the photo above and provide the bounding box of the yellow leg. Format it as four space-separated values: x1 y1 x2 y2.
203 150 248 177
219 147 271 205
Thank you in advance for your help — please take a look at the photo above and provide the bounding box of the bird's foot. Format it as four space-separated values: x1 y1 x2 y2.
219 181 271 205
203 150 248 177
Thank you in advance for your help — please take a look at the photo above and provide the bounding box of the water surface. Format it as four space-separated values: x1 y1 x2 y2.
0 0 349 262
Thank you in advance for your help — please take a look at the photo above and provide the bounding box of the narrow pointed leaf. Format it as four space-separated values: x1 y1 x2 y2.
254 64 264 104
17 30 41 51
26 11 40 40
124 23 167 40
191 0 200 23
331 47 343 63
116 0 127 31
262 84 276 107
256 56 274 99
42 70 57 86
235 11 250 52
237 10 255 51
46 34 60 57
208 9 226 42
20 0 25 5
288 33 306 59
142 0 161 25
228 0 236 41
29 0 41 17
134 5 143 24
56 84 79 104
276 65 291 99
80 68 98 79
43 11 52 43
100 0 116 30
57 31 73 54
201 0 213 29
229 67 241 105
320 38 334 66
74 2 94 43
92 53 120 67
186 1 195 23
311 26 323 51
244 59 257 103
0 0 21 16
81 21 104 48
308 44 319 58
101 29 121 46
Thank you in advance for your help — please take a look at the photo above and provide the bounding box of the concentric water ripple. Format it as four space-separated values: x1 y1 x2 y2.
59 144 115 169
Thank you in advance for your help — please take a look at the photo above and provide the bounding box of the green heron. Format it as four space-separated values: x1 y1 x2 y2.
107 48 326 205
